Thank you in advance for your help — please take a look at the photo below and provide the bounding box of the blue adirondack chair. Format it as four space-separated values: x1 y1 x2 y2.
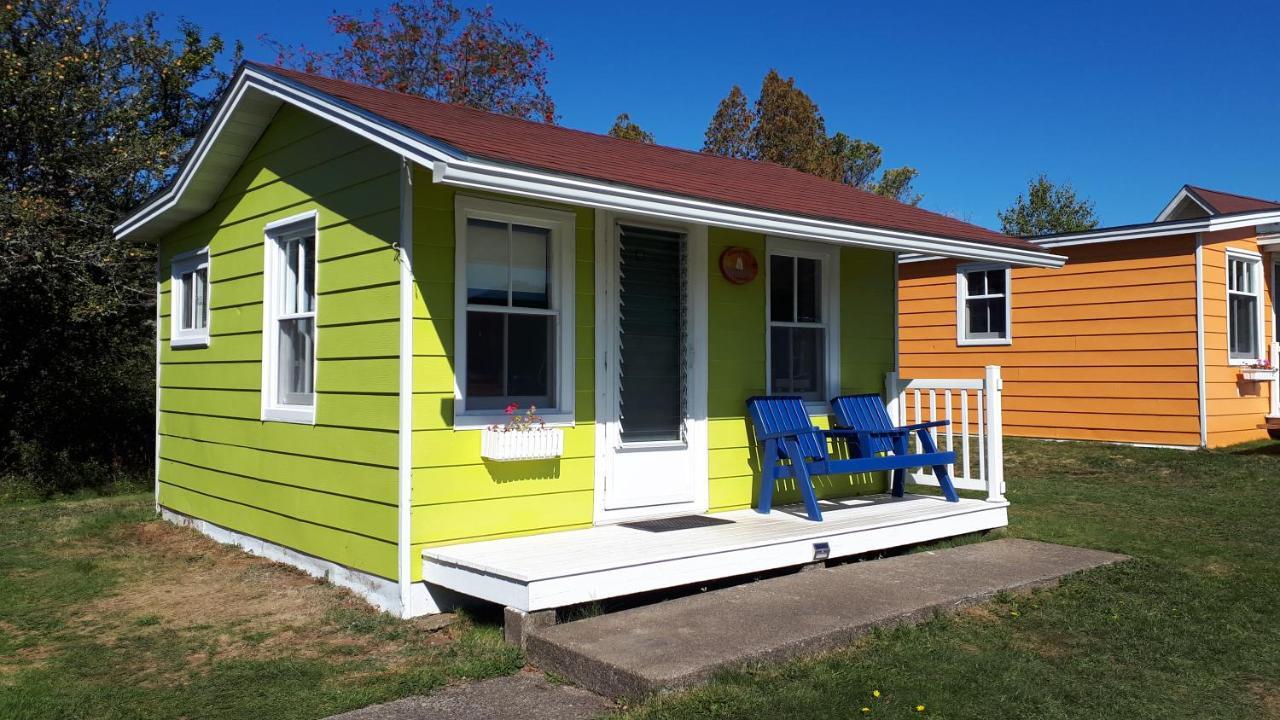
746 396 958 522
829 393 960 504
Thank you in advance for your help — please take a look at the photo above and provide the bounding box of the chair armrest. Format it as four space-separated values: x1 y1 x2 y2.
900 420 949 432
755 427 823 441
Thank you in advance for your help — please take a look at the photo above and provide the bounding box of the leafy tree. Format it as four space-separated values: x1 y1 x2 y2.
702 70 921 205
702 85 753 159
997 175 1099 236
607 113 654 143
0 0 236 495
263 0 555 122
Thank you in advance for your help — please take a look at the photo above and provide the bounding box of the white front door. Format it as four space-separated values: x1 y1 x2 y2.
596 217 707 522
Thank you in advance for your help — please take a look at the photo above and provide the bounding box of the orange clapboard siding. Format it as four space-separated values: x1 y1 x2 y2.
899 233 1202 445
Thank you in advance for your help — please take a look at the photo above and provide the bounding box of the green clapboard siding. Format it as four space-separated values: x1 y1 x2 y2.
705 230 894 512
156 105 402 580
408 175 595 572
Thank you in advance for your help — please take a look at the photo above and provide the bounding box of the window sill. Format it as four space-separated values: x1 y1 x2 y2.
1228 358 1266 367
454 412 575 431
263 406 316 425
957 337 1012 347
170 336 210 349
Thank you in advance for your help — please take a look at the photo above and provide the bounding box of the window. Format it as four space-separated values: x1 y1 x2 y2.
455 197 575 426
171 248 210 348
262 212 318 423
1227 251 1263 362
957 263 1011 345
767 240 838 404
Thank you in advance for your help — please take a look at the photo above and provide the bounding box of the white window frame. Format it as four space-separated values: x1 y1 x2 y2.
170 247 211 348
956 262 1012 346
1226 248 1264 365
764 237 841 411
453 196 576 429
261 210 319 424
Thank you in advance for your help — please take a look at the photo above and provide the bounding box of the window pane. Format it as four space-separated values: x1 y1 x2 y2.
770 255 794 322
300 235 315 313
510 224 550 309
193 268 207 330
1230 294 1258 358
506 313 553 405
771 326 824 401
277 317 314 406
984 269 1005 295
966 270 987 296
180 271 195 330
283 237 300 314
465 311 506 405
796 257 821 323
466 219 510 306
967 298 1006 338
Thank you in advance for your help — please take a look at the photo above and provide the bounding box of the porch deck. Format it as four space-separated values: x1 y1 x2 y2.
423 494 1009 612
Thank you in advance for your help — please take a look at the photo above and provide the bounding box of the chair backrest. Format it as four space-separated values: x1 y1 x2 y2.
746 396 828 460
830 394 897 455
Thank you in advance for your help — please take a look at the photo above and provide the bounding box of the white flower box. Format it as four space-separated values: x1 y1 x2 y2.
480 427 564 462
1240 367 1278 382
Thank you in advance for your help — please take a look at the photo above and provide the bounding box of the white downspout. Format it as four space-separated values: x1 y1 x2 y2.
397 158 415 616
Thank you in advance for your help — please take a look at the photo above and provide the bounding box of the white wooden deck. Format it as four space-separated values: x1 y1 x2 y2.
423 494 1009 611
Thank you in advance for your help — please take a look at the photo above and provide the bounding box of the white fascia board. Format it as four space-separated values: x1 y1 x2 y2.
1030 210 1280 249
433 160 1066 268
1155 187 1211 222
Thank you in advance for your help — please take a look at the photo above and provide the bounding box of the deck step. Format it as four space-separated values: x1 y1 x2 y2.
525 539 1127 699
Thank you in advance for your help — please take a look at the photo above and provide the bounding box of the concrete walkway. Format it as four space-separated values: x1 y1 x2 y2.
526 538 1126 699
325 671 613 720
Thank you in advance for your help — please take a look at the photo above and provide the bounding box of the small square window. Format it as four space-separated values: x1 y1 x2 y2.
171 249 210 348
957 263 1011 345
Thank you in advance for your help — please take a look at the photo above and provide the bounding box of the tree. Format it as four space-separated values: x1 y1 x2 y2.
702 71 921 205
702 85 753 159
997 175 1099 236
607 113 654 143
0 0 236 495
263 0 555 122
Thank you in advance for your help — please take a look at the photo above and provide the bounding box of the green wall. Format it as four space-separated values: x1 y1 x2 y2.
408 176 597 576
706 228 896 512
156 105 402 580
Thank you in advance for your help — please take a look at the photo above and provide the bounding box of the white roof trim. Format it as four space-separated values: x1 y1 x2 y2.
1026 209 1280 250
1155 186 1212 222
116 65 1064 268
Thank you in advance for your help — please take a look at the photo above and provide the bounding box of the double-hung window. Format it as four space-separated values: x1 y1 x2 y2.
263 212 318 423
767 240 838 404
171 248 210 348
957 263 1011 345
1227 251 1263 362
455 197 575 426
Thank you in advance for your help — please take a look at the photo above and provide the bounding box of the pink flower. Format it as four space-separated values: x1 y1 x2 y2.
505 402 518 415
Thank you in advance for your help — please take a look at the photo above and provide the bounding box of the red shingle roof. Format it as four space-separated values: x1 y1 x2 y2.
1185 185 1280 215
254 63 1039 252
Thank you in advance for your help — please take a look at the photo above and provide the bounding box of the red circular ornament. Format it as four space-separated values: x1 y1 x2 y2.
719 246 758 284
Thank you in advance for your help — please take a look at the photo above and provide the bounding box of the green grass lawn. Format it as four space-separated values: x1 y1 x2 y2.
621 438 1280 719
0 497 522 720
3 438 1279 719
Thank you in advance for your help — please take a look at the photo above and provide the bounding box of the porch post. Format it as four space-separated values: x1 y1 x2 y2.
983 365 1005 503
884 371 901 423
1271 342 1280 419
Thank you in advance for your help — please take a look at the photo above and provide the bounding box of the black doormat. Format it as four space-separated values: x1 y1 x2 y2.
620 515 736 533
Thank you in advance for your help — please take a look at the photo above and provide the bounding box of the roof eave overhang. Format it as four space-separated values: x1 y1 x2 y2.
115 65 1065 269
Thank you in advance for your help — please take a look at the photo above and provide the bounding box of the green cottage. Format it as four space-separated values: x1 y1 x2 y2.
117 63 1063 619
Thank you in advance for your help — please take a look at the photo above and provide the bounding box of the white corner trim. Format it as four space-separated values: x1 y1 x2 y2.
154 258 162 515
1194 233 1207 447
161 508 449 616
397 158 415 617
955 262 1012 346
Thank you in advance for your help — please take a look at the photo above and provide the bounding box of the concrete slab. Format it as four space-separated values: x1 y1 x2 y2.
324 671 613 720
526 539 1126 699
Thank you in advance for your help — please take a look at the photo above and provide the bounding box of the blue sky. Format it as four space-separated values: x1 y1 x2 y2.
114 0 1279 229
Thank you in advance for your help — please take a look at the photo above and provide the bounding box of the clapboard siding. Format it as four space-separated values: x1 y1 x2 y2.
1201 226 1274 446
900 234 1203 447
408 176 596 572
156 105 401 579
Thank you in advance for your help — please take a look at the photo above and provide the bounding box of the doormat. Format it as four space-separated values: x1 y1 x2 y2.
620 515 736 532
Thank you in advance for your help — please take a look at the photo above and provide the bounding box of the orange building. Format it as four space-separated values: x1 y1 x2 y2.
899 186 1280 448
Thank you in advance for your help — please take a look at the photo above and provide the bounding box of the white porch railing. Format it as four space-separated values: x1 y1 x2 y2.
884 365 1005 503
1270 342 1279 418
